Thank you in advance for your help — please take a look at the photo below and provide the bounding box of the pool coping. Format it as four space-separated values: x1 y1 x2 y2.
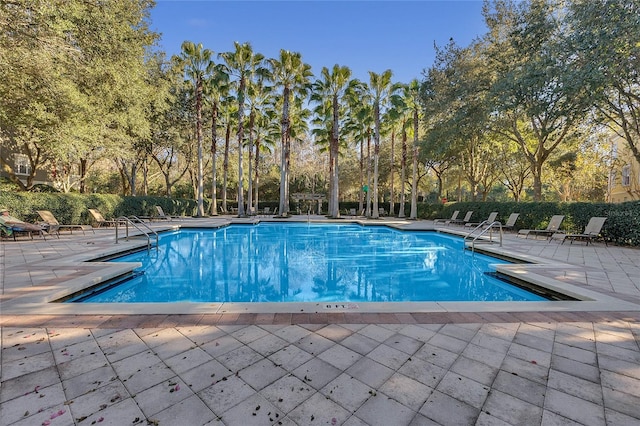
2 218 639 317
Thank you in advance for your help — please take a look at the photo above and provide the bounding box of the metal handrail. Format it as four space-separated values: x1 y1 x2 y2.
115 216 159 251
464 220 503 252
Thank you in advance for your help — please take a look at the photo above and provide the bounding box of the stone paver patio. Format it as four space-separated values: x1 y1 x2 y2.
1 216 639 425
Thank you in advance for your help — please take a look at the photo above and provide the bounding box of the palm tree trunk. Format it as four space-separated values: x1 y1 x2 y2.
359 138 364 213
330 93 340 218
237 77 246 217
247 110 255 215
279 88 290 216
210 102 218 216
372 103 380 219
389 129 395 216
366 133 372 217
223 122 230 213
254 137 260 212
410 108 419 220
399 127 407 218
196 79 205 217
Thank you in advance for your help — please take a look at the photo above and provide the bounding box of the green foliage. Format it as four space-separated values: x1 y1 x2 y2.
0 193 200 224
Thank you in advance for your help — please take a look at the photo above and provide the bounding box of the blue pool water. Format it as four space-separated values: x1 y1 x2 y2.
76 223 546 303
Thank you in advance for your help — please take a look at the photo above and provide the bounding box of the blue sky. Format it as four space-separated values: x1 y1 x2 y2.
150 0 488 83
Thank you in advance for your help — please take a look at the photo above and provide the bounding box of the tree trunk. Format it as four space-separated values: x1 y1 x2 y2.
223 122 230 213
410 107 419 219
279 87 291 216
359 139 364 213
236 76 246 217
330 93 340 218
366 133 372 217
372 103 380 219
211 102 218 215
254 137 260 212
389 129 395 216
196 78 205 217
399 128 407 218
247 109 255 215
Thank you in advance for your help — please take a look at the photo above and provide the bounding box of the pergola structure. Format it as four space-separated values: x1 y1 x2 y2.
292 193 326 214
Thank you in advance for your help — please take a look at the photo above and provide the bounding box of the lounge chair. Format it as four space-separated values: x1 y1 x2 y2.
448 211 474 226
434 210 459 225
36 210 92 235
0 210 47 240
465 212 498 228
552 217 607 246
88 209 126 227
501 213 520 232
517 215 564 239
154 205 177 221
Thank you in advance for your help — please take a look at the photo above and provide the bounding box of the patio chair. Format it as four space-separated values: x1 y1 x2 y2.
552 217 607 246
88 209 126 228
36 210 92 236
517 215 564 239
0 210 47 240
434 210 459 225
155 205 178 221
501 213 520 232
465 212 498 228
447 211 474 226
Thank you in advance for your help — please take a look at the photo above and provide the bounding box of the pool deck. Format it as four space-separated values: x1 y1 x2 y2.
1 216 639 425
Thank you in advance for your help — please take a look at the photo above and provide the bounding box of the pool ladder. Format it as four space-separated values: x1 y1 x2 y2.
463 220 503 252
114 216 159 251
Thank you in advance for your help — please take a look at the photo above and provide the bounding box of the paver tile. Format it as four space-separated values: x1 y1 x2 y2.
483 389 543 426
149 393 216 426
292 357 342 390
238 358 287 390
367 342 411 370
1 351 55 382
260 374 315 414
317 343 362 370
544 388 605 426
551 355 600 383
320 373 373 412
0 382 66 425
120 360 174 395
219 393 283 426
450 355 498 386
316 324 354 342
286 391 351 426
178 358 232 393
198 374 255 414
548 369 603 404
493 370 546 407
346 357 394 388
164 346 213 374
355 392 416 426
62 364 117 400
0 365 60 404
246 333 289 356
436 371 490 409
66 380 129 420
419 389 480 425
379 372 433 411
398 357 447 389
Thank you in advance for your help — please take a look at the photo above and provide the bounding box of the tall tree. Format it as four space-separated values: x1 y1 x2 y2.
484 0 591 200
268 50 313 216
406 79 422 220
566 0 640 166
204 64 230 215
179 41 214 216
311 65 356 218
221 42 265 217
368 69 398 219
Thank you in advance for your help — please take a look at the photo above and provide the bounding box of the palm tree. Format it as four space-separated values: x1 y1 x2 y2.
179 41 214 217
311 65 356 218
220 42 266 217
245 76 272 215
268 50 313 217
203 64 230 215
368 69 398 219
407 79 422 220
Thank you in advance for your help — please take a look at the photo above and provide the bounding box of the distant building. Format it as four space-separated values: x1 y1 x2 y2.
608 136 640 203
0 145 52 188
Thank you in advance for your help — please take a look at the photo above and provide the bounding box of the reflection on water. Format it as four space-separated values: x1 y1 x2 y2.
83 224 545 303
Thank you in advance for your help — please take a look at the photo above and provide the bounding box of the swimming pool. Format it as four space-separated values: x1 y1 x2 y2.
71 223 546 303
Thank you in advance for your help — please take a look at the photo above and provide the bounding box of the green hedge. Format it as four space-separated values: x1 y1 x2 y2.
1 192 638 246
428 200 640 246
